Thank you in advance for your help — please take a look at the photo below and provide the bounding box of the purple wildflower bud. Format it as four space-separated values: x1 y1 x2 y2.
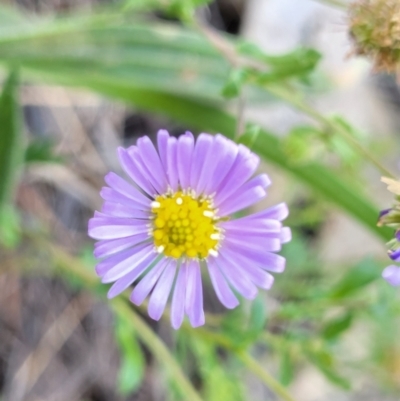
88 130 290 329
382 265 400 287
389 248 400 262
379 208 391 219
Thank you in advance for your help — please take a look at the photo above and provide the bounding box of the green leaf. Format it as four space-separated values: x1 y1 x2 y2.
25 138 61 164
321 312 353 340
281 126 325 165
237 124 260 149
248 294 267 333
304 345 351 389
238 41 321 81
115 315 145 395
0 71 23 247
0 13 390 242
221 68 249 98
279 349 295 386
329 258 382 299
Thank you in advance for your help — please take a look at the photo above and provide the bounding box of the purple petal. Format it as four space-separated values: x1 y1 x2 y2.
190 134 213 194
177 133 195 190
246 203 289 221
166 137 179 192
221 248 274 290
88 216 149 240
280 227 292 244
100 187 150 211
218 186 266 216
130 258 170 305
222 242 285 273
224 234 281 253
102 245 155 283
382 265 400 286
216 254 258 300
117 147 155 196
215 174 271 210
148 261 177 321
94 233 150 259
214 146 259 205
207 258 239 309
95 242 149 277
221 218 282 236
128 146 162 195
136 136 168 194
206 135 239 195
157 129 170 171
185 260 205 327
101 202 151 219
107 253 157 298
104 172 151 207
171 262 188 330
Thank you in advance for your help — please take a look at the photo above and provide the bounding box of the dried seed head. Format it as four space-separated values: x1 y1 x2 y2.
349 0 400 73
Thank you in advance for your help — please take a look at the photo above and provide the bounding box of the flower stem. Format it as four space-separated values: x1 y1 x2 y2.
195 20 396 179
265 84 396 178
111 300 205 401
188 327 298 401
37 236 298 401
237 351 297 401
35 236 205 401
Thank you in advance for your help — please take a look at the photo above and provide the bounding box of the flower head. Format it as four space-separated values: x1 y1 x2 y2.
349 0 400 73
88 130 290 329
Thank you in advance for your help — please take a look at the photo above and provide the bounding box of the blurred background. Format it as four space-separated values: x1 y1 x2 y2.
1 0 400 400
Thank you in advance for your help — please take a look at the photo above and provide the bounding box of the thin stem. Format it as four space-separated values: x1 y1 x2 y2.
195 20 396 179
111 300 205 401
190 328 297 401
32 236 205 401
266 84 396 178
33 235 298 401
237 351 296 401
311 0 347 8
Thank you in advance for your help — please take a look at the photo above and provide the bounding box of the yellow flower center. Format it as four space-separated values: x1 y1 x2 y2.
151 191 221 259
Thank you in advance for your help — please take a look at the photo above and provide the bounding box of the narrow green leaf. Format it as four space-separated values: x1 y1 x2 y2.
25 138 61 164
115 316 145 395
221 68 249 98
304 345 351 389
0 71 22 247
237 124 260 149
249 294 267 333
0 14 390 242
329 258 382 299
321 312 353 340
279 349 295 386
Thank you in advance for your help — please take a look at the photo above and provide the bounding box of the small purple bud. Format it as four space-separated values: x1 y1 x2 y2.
389 248 400 261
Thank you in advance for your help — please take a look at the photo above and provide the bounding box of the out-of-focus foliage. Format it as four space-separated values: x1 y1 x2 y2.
0 1 399 401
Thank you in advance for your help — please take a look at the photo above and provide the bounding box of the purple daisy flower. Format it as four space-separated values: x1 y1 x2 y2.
88 130 290 329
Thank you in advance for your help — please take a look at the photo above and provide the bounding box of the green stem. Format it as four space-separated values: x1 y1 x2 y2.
237 351 296 401
35 235 298 401
111 300 204 401
265 84 396 179
311 0 347 8
33 236 205 401
185 326 298 401
196 21 396 179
